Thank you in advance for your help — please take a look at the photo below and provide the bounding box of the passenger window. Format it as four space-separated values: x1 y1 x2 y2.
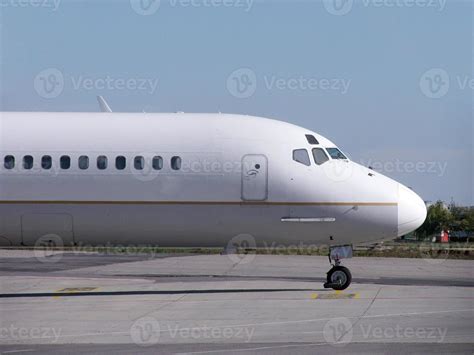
78 156 89 170
23 155 33 170
97 156 108 170
305 134 319 145
312 148 329 165
326 148 347 160
293 149 311 166
171 156 181 170
41 155 52 170
4 155 15 169
60 155 70 170
134 156 144 170
116 156 126 170
152 156 163 170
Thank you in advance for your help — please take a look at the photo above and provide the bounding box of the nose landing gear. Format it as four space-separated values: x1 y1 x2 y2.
324 245 353 290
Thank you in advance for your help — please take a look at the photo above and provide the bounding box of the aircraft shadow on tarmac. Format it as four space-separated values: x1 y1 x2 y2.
0 287 322 299
1 273 472 299
113 274 474 288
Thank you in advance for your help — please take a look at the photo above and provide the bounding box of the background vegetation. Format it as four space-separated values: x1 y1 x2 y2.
415 201 474 240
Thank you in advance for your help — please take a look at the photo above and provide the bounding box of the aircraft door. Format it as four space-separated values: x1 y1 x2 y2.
241 155 268 201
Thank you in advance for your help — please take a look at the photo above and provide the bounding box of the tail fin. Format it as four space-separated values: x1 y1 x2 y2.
97 96 112 113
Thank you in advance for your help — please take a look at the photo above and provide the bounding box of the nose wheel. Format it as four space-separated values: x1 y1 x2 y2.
325 265 352 290
323 245 353 290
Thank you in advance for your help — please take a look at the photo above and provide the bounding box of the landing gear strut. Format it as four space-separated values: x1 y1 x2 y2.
323 245 353 290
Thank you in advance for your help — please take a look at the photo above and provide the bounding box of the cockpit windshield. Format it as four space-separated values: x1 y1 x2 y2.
312 148 329 165
326 148 347 160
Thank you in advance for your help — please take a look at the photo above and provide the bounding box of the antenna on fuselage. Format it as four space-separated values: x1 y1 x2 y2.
97 96 113 113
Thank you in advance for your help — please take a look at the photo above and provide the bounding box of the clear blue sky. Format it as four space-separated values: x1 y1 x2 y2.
0 0 472 205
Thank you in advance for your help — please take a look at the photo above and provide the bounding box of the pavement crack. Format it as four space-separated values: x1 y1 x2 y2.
222 255 251 276
335 286 382 343
135 293 188 322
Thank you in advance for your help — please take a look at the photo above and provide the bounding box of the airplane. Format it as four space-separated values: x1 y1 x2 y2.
0 97 427 290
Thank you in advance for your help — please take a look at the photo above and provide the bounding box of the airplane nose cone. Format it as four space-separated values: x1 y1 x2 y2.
397 184 427 237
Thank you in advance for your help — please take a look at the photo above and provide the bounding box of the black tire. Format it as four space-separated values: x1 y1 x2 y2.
326 265 352 290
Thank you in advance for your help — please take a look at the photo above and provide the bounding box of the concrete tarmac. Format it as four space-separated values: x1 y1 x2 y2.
0 250 472 354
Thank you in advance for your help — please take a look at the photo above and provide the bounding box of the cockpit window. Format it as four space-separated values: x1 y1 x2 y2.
326 148 347 160
305 134 319 145
312 148 329 165
293 149 311 166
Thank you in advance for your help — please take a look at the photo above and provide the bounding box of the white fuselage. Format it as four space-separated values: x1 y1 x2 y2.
0 112 427 248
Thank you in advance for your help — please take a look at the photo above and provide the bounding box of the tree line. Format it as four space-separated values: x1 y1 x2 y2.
415 201 474 240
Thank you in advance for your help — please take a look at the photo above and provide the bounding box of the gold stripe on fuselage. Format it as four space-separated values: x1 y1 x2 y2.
0 200 398 206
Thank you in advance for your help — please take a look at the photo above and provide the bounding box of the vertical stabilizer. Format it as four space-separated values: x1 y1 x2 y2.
97 96 112 113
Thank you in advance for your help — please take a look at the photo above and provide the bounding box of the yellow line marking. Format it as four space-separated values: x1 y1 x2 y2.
310 292 360 300
56 287 97 292
53 287 98 299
